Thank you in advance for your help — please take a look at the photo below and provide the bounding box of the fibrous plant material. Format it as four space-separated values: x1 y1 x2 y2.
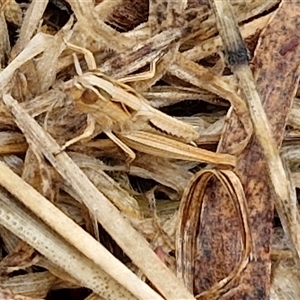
176 1 300 299
3 94 193 300
177 169 254 299
0 0 298 299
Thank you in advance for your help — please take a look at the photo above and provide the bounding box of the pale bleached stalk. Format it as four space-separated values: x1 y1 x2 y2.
66 0 133 51
210 0 300 262
11 0 48 57
0 160 162 300
0 33 47 90
3 94 196 300
0 186 136 300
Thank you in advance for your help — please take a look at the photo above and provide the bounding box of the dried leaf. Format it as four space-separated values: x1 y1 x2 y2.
177 169 253 299
188 1 300 298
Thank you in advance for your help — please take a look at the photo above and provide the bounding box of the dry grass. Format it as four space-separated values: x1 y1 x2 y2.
0 0 299 299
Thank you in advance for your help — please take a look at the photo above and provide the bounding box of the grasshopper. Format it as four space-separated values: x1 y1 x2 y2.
62 43 236 167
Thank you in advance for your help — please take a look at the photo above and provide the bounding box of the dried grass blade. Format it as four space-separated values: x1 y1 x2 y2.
131 153 192 194
189 0 300 298
0 158 160 300
3 94 195 300
69 152 142 220
0 132 27 154
32 20 73 94
0 33 47 91
176 169 253 299
100 27 184 78
132 0 188 92
170 54 252 154
210 0 300 261
0 10 10 65
0 186 136 300
120 131 236 167
10 0 48 58
0 272 60 298
0 287 43 300
65 0 133 51
184 13 272 62
100 9 209 79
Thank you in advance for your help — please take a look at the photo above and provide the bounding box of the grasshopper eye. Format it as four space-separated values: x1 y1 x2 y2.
81 89 98 104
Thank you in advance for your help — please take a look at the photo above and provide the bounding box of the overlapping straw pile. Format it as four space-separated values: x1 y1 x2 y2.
0 0 300 299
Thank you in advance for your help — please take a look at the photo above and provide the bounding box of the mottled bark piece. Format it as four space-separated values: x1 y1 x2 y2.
193 2 300 299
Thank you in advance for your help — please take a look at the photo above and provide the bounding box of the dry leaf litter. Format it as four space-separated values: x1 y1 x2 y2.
0 0 299 299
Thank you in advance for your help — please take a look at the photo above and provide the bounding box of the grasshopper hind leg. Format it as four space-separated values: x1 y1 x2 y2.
59 114 96 151
105 131 136 163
